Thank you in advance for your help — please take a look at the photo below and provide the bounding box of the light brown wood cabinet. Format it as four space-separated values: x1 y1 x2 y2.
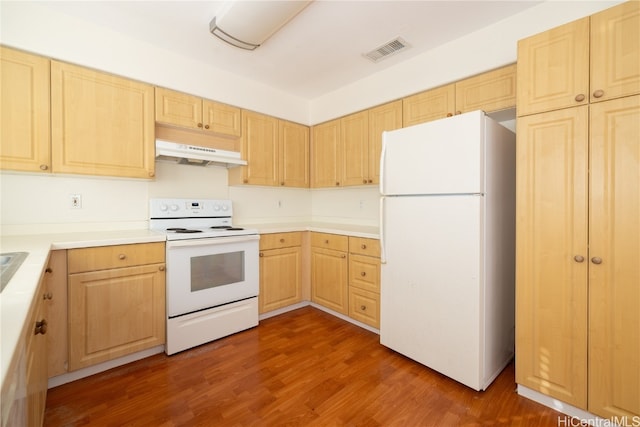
455 64 517 114
231 111 309 187
517 1 639 117
51 61 156 179
0 46 51 173
259 232 303 313
367 100 403 185
67 243 165 371
310 233 349 315
311 118 342 187
348 237 381 328
403 83 455 127
45 250 68 378
516 5 640 420
155 87 241 137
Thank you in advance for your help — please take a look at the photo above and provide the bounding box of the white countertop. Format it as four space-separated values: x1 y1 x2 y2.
0 222 377 392
0 229 165 392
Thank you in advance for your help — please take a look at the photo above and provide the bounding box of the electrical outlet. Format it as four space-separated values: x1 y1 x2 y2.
70 194 82 209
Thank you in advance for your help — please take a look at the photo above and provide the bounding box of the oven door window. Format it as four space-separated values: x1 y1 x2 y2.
191 251 245 292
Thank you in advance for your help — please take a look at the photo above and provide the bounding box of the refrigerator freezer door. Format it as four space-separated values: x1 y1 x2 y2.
380 111 484 196
380 194 484 390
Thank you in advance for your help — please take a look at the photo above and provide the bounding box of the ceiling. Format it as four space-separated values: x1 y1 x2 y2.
41 1 541 100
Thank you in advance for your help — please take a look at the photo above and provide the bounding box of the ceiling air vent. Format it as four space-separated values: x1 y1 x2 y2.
364 37 410 63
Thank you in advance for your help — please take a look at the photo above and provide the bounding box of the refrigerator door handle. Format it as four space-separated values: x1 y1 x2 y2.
380 196 387 264
379 132 388 195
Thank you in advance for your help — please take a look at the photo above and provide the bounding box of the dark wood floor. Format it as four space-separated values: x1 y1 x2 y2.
45 306 561 426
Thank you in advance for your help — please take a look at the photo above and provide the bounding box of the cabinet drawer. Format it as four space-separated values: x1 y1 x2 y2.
310 232 348 252
348 287 380 329
349 237 380 257
68 242 165 273
260 232 302 250
349 254 380 293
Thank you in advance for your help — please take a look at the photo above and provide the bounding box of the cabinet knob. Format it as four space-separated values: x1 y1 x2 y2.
43 292 53 300
341 254 346 259
363 179 368 184
575 94 586 102
574 255 585 263
197 123 203 128
360 305 367 311
39 164 48 171
325 239 329 244
456 111 462 115
204 124 210 129
368 179 373 183
336 182 340 186
361 244 367 249
446 113 453 117
593 89 604 99
281 182 285 186
159 266 165 271
360 271 366 277
259 252 264 257
591 257 603 265
280 238 285 243
244 179 248 183
149 171 155 178
34 319 48 335
45 267 53 273
118 254 127 260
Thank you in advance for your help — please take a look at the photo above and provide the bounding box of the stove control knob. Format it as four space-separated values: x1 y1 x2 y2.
221 205 229 211
213 204 221 211
170 204 179 212
159 204 168 212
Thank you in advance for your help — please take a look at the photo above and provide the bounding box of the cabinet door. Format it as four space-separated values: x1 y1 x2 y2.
311 118 342 187
311 247 348 315
46 250 68 378
259 246 302 313
368 100 402 185
517 17 589 116
279 120 309 188
26 279 47 427
341 111 369 186
203 99 241 137
590 1 640 103
402 84 455 127
589 95 640 420
241 110 279 186
51 61 155 179
0 47 50 173
155 87 203 130
68 264 165 371
455 64 517 114
515 106 589 408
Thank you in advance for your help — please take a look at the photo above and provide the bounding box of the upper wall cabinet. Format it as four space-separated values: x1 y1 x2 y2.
517 1 639 116
155 87 241 138
403 84 455 127
311 118 341 188
230 110 309 187
51 61 156 179
368 100 402 185
0 47 51 173
455 64 517 114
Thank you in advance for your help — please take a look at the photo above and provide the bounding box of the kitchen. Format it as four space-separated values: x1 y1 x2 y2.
1 0 639 426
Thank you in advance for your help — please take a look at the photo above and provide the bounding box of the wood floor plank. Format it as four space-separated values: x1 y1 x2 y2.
45 307 561 426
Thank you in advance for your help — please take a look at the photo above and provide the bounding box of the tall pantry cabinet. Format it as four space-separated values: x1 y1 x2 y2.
515 1 640 423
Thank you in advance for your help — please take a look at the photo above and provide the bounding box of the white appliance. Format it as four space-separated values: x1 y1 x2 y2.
379 110 516 391
149 198 259 355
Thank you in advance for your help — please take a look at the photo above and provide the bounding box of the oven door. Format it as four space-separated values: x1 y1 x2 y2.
165 235 259 317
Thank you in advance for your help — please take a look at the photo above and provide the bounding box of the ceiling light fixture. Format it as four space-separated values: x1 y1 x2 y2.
209 1 312 51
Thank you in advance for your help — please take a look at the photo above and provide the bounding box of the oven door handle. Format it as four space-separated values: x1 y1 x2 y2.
166 234 260 248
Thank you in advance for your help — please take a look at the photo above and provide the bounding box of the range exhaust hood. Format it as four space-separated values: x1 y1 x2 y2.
209 1 312 50
155 140 246 168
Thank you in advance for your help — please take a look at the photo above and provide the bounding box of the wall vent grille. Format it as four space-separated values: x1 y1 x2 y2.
364 37 410 63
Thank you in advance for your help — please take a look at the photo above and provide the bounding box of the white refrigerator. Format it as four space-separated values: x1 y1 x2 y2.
379 110 516 391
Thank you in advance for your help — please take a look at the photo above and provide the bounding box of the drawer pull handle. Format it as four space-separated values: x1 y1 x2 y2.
591 257 603 265
204 124 210 129
35 319 48 335
360 305 367 311
259 253 264 257
325 240 329 244
280 238 285 243
341 254 346 259
159 266 165 271
118 254 126 260
360 272 366 277
361 244 367 249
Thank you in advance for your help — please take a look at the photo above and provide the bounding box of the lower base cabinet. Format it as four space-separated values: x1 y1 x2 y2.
67 243 166 371
311 233 349 315
259 232 303 313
